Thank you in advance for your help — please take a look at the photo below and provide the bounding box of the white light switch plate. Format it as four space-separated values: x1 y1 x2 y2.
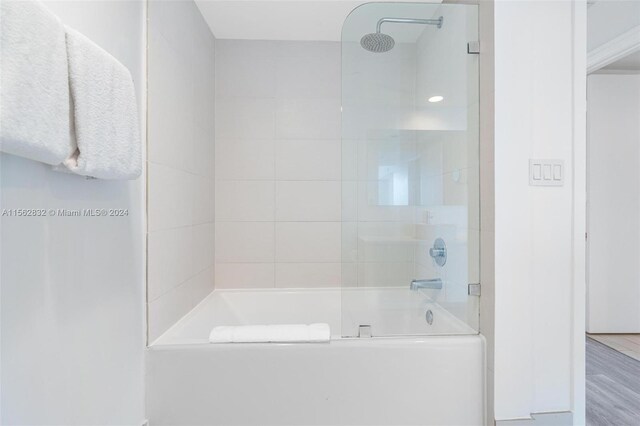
529 159 564 186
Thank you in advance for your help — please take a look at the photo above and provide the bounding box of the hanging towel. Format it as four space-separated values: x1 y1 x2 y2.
0 1 73 165
209 323 331 344
61 27 141 180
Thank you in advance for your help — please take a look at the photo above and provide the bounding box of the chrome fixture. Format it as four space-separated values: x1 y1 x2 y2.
468 283 481 296
360 16 444 53
358 324 372 338
467 41 480 54
410 278 443 291
429 237 447 267
425 309 434 325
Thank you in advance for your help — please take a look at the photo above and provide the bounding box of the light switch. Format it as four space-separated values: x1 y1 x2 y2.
533 164 542 180
553 164 562 181
529 159 564 186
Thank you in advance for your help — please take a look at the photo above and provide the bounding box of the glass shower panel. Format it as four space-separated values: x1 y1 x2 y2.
341 2 479 337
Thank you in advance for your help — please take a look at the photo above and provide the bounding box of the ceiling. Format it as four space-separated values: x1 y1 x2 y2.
195 0 444 42
601 50 640 72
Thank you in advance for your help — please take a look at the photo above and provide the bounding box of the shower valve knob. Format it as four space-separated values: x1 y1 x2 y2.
429 238 447 267
429 247 445 257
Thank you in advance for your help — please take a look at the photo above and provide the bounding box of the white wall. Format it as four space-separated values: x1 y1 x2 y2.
214 40 343 289
0 1 146 424
587 74 640 334
147 0 216 343
493 0 585 422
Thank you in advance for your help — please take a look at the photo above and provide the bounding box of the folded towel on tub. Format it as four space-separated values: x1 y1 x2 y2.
0 0 74 165
58 26 141 179
209 324 330 343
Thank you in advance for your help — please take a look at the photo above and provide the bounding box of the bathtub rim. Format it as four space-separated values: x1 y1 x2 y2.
150 329 483 348
150 286 479 347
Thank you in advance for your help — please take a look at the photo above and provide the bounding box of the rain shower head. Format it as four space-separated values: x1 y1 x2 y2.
360 32 395 53
360 16 444 53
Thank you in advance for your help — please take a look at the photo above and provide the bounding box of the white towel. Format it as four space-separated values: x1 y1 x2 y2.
0 1 73 165
60 27 141 180
209 324 331 344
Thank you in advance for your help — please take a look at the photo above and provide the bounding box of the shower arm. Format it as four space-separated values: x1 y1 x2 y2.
376 16 444 33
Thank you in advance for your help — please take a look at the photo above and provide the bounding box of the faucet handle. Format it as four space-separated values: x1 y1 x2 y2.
429 247 445 257
428 238 447 267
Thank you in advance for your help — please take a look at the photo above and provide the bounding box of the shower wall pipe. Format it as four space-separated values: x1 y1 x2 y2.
376 16 444 33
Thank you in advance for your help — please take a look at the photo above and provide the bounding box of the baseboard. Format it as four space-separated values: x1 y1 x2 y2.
496 411 573 426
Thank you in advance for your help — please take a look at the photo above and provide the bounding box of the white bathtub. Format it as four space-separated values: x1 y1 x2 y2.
147 288 485 425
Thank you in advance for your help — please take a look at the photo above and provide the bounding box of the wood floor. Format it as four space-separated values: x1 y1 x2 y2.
586 337 640 426
589 334 640 362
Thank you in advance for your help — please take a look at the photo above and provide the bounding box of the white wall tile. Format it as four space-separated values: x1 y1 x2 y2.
192 124 215 179
193 14 215 128
357 239 414 263
358 262 413 287
193 8 216 58
342 222 358 263
275 181 340 222
341 139 358 181
358 222 414 239
275 222 341 263
216 181 275 222
147 32 194 171
148 3 216 339
186 266 215 307
192 176 215 225
215 98 276 139
192 223 215 275
148 282 192 343
341 181 357 221
275 41 341 99
275 139 340 181
275 263 341 288
148 163 195 232
148 266 214 343
356 181 417 222
215 222 275 263
215 263 275 289
148 227 194 302
148 0 197 57
214 40 345 289
215 138 275 180
341 263 358 287
276 98 341 140
193 57 215 131
216 40 277 98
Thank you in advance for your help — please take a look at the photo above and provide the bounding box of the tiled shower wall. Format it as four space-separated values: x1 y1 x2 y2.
147 1 216 341
214 32 476 292
214 40 342 288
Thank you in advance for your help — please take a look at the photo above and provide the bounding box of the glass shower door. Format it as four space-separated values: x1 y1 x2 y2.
341 2 479 337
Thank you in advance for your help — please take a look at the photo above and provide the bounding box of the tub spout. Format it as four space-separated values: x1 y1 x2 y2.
410 278 443 290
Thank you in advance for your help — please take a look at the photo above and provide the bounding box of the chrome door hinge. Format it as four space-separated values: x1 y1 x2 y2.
468 283 481 296
467 41 480 54
358 325 372 338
